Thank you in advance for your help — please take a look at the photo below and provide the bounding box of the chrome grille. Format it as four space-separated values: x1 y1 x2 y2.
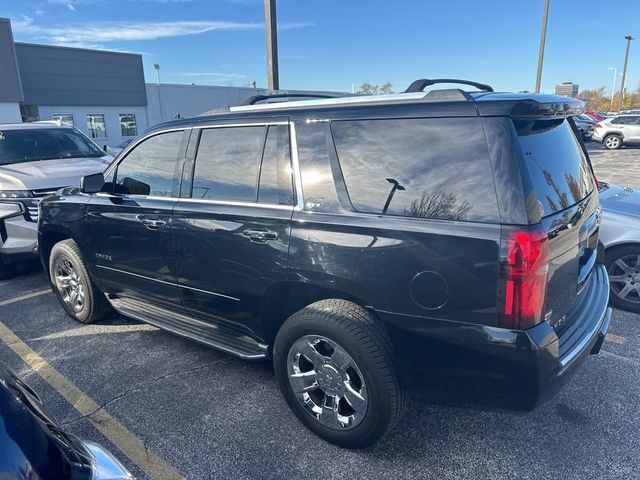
23 188 62 223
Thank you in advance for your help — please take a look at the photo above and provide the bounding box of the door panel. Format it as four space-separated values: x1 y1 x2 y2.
86 195 179 306
172 203 292 333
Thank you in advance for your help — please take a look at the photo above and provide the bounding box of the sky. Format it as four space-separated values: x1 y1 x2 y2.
3 0 640 95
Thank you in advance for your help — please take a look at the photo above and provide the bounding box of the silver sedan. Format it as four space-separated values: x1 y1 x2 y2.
599 182 640 312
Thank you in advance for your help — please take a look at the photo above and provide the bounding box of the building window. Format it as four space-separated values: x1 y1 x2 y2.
52 113 74 126
20 105 40 123
86 114 107 138
119 113 138 137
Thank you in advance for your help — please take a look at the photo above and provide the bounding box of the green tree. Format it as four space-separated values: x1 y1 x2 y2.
357 82 394 95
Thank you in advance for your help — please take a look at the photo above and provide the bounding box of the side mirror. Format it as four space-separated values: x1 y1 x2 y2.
80 173 105 194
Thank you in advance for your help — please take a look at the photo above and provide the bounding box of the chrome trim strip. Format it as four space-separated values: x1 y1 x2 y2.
289 121 304 211
178 283 240 301
174 197 294 211
228 92 429 112
193 121 288 129
96 265 240 301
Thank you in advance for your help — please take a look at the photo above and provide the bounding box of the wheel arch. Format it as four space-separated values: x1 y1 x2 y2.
260 281 376 345
38 227 72 273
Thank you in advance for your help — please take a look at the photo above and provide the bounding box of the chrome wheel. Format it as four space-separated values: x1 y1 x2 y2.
53 256 86 312
604 136 621 149
287 335 368 430
608 254 640 305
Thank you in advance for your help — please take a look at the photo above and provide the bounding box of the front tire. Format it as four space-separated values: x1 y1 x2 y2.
273 299 404 448
606 245 640 313
49 239 110 323
603 134 622 150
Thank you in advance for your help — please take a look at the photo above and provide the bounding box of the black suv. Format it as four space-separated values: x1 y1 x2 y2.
38 79 611 448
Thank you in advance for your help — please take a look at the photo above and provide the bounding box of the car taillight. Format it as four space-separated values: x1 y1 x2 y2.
498 226 549 330
594 123 602 128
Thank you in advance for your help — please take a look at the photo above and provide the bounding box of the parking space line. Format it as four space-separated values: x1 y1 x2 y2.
605 333 626 345
0 321 183 480
0 289 52 307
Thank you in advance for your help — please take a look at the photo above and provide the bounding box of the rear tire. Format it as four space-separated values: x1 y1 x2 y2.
603 134 622 150
273 299 404 448
605 245 640 313
49 239 110 323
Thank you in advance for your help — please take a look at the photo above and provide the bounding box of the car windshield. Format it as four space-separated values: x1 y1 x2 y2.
0 128 105 165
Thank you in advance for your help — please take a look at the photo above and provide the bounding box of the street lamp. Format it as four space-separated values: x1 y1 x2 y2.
618 35 634 113
153 63 161 85
608 67 617 111
153 64 164 121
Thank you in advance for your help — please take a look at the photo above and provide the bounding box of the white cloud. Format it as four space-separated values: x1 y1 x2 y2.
12 16 312 44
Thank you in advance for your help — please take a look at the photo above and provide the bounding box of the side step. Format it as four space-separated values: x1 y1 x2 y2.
109 296 268 360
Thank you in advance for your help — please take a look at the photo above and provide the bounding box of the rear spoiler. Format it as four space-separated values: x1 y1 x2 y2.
475 94 584 119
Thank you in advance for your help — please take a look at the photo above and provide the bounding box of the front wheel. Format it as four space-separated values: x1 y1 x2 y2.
273 299 404 448
49 239 110 323
603 134 622 150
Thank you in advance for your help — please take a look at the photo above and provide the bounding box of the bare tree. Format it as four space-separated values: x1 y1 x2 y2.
402 186 472 220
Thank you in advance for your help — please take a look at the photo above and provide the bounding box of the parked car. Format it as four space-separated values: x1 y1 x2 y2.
38 80 611 448
599 181 640 312
584 110 607 122
574 114 596 140
0 123 112 278
592 114 640 149
0 363 132 479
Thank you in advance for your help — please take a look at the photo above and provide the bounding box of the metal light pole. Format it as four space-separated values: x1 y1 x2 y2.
153 63 164 121
264 0 280 93
534 0 550 93
608 67 617 111
618 35 634 113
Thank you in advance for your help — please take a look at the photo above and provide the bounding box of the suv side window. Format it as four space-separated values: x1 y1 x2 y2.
192 126 265 202
331 118 499 222
258 125 294 205
114 130 185 197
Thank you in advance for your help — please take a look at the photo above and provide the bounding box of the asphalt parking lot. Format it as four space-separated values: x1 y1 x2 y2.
1 144 639 480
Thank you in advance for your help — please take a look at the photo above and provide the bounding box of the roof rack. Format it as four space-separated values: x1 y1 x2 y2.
404 78 494 93
242 93 341 106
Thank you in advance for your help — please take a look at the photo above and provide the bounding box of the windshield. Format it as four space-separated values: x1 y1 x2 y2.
0 128 105 165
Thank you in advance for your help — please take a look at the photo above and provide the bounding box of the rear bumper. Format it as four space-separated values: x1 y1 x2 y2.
382 265 611 409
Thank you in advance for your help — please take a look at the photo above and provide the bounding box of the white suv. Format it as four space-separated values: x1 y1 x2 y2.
0 123 112 278
592 114 640 149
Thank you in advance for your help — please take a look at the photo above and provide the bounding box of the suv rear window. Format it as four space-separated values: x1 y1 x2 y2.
515 119 595 216
331 118 499 222
0 128 104 165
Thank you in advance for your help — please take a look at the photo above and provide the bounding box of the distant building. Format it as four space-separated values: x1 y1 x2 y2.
554 82 579 98
0 17 339 147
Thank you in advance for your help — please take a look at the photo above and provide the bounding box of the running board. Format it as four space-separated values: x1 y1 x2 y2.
109 296 268 360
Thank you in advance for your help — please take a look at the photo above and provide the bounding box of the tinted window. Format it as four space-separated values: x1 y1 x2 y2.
192 126 266 202
331 118 499 222
516 119 595 216
258 125 294 205
297 122 340 213
114 131 184 196
0 128 104 165
611 116 637 125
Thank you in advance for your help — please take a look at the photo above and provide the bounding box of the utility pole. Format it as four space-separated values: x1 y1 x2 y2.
608 67 617 111
534 0 550 93
264 0 279 93
618 35 634 113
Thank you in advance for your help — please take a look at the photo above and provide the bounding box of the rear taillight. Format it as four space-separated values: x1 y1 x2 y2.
498 227 549 330
594 123 602 129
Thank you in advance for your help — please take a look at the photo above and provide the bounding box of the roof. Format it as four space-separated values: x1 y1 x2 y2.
148 89 585 133
0 122 74 130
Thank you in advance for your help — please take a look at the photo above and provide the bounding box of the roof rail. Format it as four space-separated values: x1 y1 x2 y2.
242 93 341 106
404 78 494 93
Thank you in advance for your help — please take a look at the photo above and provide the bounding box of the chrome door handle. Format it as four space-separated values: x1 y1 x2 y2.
139 217 167 230
242 229 278 242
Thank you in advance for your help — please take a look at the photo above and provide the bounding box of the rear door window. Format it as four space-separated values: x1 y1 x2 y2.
192 126 266 202
258 125 294 205
330 118 499 222
515 119 595 216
